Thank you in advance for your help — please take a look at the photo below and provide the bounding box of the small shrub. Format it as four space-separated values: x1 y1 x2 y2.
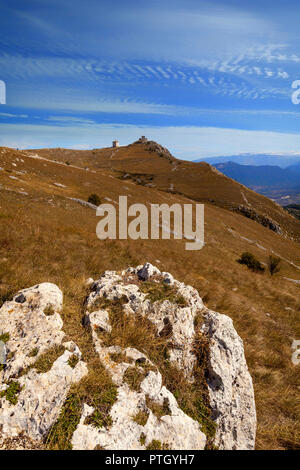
139 432 146 446
268 255 281 276
88 193 101 206
83 384 117 428
146 396 171 418
237 252 265 272
68 354 79 369
28 347 39 358
0 332 10 343
109 352 133 364
146 440 169 450
84 409 112 428
139 281 188 306
0 381 23 405
43 305 55 316
20 345 65 376
133 410 149 426
123 366 146 392
0 289 14 308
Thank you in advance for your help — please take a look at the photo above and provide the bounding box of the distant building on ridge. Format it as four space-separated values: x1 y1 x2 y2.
112 140 119 148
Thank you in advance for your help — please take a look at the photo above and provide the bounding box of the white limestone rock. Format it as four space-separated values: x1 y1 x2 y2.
0 283 87 443
201 309 256 450
72 309 207 450
88 263 204 377
84 262 256 450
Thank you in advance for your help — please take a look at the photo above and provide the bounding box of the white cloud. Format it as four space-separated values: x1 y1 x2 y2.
0 112 28 118
2 123 300 159
46 116 96 124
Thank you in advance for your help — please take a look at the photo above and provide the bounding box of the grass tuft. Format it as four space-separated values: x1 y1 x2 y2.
0 380 23 405
146 396 171 419
133 410 149 426
0 332 10 343
68 354 79 369
139 281 188 306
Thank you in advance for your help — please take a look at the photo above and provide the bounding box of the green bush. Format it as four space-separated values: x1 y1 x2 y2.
237 252 265 272
88 193 101 206
268 255 281 276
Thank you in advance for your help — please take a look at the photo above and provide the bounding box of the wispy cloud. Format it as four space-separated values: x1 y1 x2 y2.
46 116 96 124
0 112 28 118
1 0 300 154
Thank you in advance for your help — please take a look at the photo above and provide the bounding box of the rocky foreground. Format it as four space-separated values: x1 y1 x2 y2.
0 263 256 450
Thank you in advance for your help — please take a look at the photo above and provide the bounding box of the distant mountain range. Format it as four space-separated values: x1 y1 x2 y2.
209 161 300 205
194 154 300 168
213 161 300 188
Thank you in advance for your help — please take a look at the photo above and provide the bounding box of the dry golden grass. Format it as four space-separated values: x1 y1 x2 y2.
0 145 299 449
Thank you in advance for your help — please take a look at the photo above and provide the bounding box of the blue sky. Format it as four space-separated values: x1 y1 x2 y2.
1 0 300 159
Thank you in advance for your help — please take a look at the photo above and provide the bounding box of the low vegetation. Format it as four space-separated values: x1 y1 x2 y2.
146 439 169 450
146 396 171 419
68 354 79 369
123 366 147 392
268 255 281 276
45 393 81 450
133 410 149 426
19 345 65 377
87 193 101 206
28 347 39 357
43 305 55 316
0 380 23 405
237 252 265 272
109 352 133 364
0 332 10 343
139 281 187 306
46 362 118 449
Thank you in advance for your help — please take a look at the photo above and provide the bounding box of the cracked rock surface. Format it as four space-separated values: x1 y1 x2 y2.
0 283 87 445
79 263 256 450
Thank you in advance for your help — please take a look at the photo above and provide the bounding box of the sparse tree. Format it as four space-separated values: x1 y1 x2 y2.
268 255 281 276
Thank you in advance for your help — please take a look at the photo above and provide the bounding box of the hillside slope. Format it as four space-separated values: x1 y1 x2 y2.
24 140 300 241
0 143 299 449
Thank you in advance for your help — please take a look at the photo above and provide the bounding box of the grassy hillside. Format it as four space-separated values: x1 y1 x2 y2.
26 141 300 242
0 143 299 449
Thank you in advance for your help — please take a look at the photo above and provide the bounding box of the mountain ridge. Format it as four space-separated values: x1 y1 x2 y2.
212 161 300 206
194 153 300 168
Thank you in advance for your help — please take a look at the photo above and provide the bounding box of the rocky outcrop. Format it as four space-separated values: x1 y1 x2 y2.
201 310 256 450
133 138 174 162
235 205 282 234
86 263 204 378
81 263 256 450
74 291 207 450
0 264 256 450
0 283 87 446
